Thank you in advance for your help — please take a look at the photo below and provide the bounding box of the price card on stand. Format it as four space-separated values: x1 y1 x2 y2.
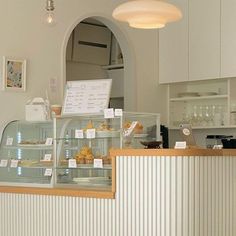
0 160 8 167
174 141 187 149
104 108 114 119
6 137 13 146
44 168 53 177
93 159 103 168
68 159 77 168
124 121 138 137
115 109 123 117
10 160 19 168
75 129 84 139
44 154 52 161
45 138 53 146
86 129 96 139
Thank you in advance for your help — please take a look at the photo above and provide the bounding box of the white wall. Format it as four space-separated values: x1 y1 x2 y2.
0 0 167 133
66 61 108 81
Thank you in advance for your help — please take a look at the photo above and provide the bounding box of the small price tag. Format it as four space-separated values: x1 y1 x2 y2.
68 159 77 168
44 168 53 176
0 160 8 167
44 154 52 161
10 160 19 168
115 109 123 117
75 129 84 139
93 159 103 168
6 137 13 146
86 129 96 139
174 141 187 149
45 138 53 146
213 144 223 149
104 108 114 119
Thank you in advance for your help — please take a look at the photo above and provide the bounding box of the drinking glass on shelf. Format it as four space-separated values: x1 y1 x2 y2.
191 105 198 126
182 112 191 124
213 105 223 126
197 105 204 126
203 105 211 126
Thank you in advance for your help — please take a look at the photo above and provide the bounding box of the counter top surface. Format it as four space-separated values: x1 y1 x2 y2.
110 148 236 156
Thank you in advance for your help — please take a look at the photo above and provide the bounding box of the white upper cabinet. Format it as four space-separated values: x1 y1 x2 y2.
189 0 221 81
159 0 226 83
221 0 236 78
159 0 188 84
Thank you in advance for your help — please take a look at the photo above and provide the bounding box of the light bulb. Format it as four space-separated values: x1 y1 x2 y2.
44 10 57 26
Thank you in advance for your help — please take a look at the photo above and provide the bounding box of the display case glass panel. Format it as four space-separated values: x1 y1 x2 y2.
0 120 54 187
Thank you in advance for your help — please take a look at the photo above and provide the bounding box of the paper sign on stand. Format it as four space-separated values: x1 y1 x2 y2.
0 160 8 167
45 138 53 146
75 129 84 139
62 79 112 115
124 121 138 137
94 159 103 168
115 109 123 117
44 168 53 176
44 154 52 161
86 129 96 139
104 108 114 119
68 159 77 168
174 141 187 149
6 137 13 146
10 160 19 168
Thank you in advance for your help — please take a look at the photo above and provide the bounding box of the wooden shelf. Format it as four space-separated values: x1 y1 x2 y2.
102 64 124 70
169 94 228 102
169 125 236 130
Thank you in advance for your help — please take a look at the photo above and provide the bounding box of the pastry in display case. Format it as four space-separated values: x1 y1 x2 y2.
0 120 54 187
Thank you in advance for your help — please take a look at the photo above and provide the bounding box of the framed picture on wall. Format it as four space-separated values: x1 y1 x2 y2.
2 57 26 91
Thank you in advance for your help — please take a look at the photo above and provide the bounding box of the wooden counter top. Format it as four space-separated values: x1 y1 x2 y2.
110 148 236 157
0 186 115 199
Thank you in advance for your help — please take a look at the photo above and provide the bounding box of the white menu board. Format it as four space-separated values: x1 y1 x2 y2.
62 79 112 115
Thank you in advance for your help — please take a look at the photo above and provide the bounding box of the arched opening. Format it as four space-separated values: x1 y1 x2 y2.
61 15 137 111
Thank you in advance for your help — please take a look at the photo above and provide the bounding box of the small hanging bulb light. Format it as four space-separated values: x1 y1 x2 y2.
112 0 182 29
44 0 57 26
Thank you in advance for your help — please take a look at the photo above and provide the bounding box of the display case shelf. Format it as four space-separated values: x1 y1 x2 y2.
56 165 112 170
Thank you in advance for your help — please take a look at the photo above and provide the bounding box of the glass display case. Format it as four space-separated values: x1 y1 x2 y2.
54 115 121 190
0 120 54 187
0 112 160 190
54 112 160 190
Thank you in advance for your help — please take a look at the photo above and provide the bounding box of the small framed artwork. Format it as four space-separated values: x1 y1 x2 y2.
2 57 26 91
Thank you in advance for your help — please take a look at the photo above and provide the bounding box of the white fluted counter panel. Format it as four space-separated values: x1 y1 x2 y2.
0 154 235 236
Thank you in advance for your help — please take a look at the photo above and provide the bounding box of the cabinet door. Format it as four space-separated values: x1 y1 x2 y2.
189 0 220 81
221 0 236 78
159 0 188 84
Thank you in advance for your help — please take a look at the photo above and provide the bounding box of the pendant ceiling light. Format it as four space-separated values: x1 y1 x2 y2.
44 0 57 26
112 0 182 29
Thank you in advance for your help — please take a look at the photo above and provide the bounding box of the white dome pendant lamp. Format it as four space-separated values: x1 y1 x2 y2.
112 0 182 29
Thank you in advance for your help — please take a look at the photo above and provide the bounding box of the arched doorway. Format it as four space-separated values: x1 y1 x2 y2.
61 16 137 111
